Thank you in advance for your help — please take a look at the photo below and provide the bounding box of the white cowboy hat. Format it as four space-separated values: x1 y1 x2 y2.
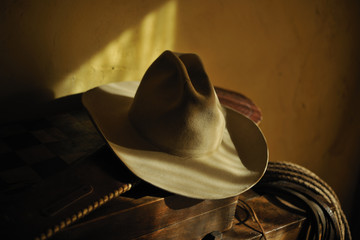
82 50 268 199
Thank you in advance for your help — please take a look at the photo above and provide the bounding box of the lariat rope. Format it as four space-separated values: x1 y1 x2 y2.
251 161 351 240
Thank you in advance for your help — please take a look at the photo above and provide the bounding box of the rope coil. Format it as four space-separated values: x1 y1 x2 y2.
254 161 351 240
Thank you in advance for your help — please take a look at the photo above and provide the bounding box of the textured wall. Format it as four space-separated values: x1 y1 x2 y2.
1 0 360 220
174 0 360 216
0 0 173 98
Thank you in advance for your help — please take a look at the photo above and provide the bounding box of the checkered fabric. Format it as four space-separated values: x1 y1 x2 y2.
0 109 105 193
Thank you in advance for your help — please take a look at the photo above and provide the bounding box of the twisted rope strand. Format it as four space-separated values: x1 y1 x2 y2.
266 162 346 238
268 162 351 239
269 162 341 204
34 182 135 240
259 161 351 240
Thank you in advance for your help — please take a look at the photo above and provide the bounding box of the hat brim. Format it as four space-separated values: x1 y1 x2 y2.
82 81 268 199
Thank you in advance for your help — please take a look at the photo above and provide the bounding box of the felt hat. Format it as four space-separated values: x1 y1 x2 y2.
82 50 268 199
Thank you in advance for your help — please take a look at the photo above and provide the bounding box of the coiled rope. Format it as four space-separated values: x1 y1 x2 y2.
253 161 351 240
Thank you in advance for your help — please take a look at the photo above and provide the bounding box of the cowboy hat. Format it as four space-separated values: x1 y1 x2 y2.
82 50 268 199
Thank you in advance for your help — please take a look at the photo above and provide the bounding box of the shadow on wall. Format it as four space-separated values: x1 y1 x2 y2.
0 0 177 123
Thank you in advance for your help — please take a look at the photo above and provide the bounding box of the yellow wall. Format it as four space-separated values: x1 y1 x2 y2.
174 0 360 215
1 0 360 216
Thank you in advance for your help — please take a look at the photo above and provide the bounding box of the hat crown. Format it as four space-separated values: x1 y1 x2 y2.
128 51 225 157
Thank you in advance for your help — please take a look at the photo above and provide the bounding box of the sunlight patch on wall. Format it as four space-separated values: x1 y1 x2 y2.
54 0 177 98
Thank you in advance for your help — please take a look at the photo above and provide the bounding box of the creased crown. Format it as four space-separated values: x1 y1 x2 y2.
128 50 225 157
